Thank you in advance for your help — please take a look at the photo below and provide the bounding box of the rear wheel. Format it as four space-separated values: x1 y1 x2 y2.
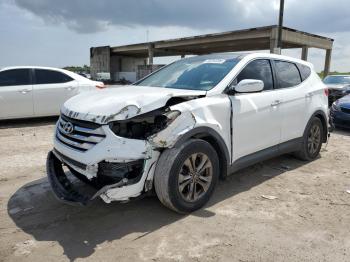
154 139 219 213
295 117 323 161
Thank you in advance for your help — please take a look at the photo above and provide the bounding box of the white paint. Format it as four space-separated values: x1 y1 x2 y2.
0 66 103 120
50 52 328 203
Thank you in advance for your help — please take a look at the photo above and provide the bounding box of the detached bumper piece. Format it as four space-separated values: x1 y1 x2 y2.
46 151 144 205
46 151 92 205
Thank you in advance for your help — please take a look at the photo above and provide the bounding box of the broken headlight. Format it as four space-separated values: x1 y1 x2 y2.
109 109 181 139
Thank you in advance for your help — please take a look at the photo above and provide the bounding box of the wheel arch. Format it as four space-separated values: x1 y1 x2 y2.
311 110 328 143
173 126 230 179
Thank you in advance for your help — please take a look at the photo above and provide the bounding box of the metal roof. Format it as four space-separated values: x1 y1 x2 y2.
105 25 333 58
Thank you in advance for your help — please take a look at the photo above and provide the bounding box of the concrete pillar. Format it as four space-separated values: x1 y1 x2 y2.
301 46 308 61
148 44 154 65
324 49 332 77
270 37 281 54
270 38 276 53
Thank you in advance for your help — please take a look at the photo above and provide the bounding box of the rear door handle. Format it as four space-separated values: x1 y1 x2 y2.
271 100 282 107
18 89 31 94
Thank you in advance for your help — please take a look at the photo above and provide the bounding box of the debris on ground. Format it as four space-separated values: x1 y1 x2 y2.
261 195 278 200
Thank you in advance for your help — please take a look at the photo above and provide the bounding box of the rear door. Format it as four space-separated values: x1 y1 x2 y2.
33 69 78 116
0 68 33 119
272 60 306 142
229 59 283 162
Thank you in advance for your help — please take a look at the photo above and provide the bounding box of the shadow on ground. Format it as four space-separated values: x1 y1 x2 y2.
333 127 350 137
0 116 58 129
8 154 307 261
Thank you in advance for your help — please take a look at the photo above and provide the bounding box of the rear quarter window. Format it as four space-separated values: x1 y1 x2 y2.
297 64 311 81
274 60 301 88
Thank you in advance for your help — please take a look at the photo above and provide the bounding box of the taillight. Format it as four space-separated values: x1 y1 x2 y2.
96 84 105 89
324 88 329 96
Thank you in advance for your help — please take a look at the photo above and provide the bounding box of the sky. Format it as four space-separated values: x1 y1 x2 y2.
1 0 350 72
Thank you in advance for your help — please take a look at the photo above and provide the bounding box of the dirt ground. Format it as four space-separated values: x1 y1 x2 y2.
0 118 349 262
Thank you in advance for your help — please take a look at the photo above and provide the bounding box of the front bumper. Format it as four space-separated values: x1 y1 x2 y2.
48 120 160 204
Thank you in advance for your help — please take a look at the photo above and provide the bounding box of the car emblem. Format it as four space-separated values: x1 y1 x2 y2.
62 122 74 134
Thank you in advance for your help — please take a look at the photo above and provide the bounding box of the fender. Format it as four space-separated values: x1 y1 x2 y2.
173 126 230 179
308 110 329 143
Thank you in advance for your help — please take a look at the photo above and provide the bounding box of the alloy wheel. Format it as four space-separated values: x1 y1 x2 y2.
307 124 321 155
178 153 213 202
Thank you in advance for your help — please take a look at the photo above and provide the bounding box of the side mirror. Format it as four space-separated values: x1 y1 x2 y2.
234 79 264 93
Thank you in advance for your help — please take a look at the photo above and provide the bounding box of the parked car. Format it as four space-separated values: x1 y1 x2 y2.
330 94 350 129
323 75 350 106
46 53 329 213
0 66 105 120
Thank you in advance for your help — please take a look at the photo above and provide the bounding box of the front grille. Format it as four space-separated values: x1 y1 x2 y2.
56 114 106 152
341 107 350 114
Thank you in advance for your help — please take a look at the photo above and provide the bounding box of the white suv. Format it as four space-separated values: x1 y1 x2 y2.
47 53 329 213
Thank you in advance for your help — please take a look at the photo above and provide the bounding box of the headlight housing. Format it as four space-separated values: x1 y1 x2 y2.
109 109 181 139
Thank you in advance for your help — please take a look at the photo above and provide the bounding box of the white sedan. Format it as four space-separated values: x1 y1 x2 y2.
0 66 105 120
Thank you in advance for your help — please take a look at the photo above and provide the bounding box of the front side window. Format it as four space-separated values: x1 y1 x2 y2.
0 69 31 86
136 55 241 91
35 69 73 84
275 61 301 88
236 59 274 90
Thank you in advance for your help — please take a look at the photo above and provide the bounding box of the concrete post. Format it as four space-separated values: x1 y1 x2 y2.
324 49 332 77
270 38 276 53
148 44 154 65
301 46 308 61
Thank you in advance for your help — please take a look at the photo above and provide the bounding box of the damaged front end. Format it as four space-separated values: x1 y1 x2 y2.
46 94 199 205
46 150 149 205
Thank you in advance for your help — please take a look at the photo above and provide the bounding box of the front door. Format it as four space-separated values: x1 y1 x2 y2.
0 68 33 119
229 59 283 162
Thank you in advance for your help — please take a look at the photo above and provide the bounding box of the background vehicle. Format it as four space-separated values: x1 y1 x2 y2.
323 75 350 106
0 66 104 120
46 53 329 213
330 94 350 129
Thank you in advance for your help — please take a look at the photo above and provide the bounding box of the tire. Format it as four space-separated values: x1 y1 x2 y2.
295 117 323 161
154 139 220 213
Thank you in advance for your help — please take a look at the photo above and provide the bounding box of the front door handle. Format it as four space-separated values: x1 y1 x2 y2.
18 89 31 94
271 100 282 107
65 86 76 91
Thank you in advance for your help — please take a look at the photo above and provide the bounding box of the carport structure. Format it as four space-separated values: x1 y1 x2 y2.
90 25 334 81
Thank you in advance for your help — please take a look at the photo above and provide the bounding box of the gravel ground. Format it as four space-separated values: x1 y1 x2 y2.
0 118 349 262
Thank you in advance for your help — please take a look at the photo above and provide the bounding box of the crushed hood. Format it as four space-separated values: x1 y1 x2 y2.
61 85 206 124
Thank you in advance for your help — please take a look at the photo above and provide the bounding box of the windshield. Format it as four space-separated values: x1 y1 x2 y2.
323 75 350 84
136 55 241 91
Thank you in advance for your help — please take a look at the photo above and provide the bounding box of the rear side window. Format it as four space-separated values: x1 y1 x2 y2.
0 69 31 86
236 59 274 90
35 69 73 84
297 64 311 81
275 61 301 88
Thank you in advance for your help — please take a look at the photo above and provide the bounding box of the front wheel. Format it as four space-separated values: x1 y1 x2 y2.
154 139 219 213
295 117 323 161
